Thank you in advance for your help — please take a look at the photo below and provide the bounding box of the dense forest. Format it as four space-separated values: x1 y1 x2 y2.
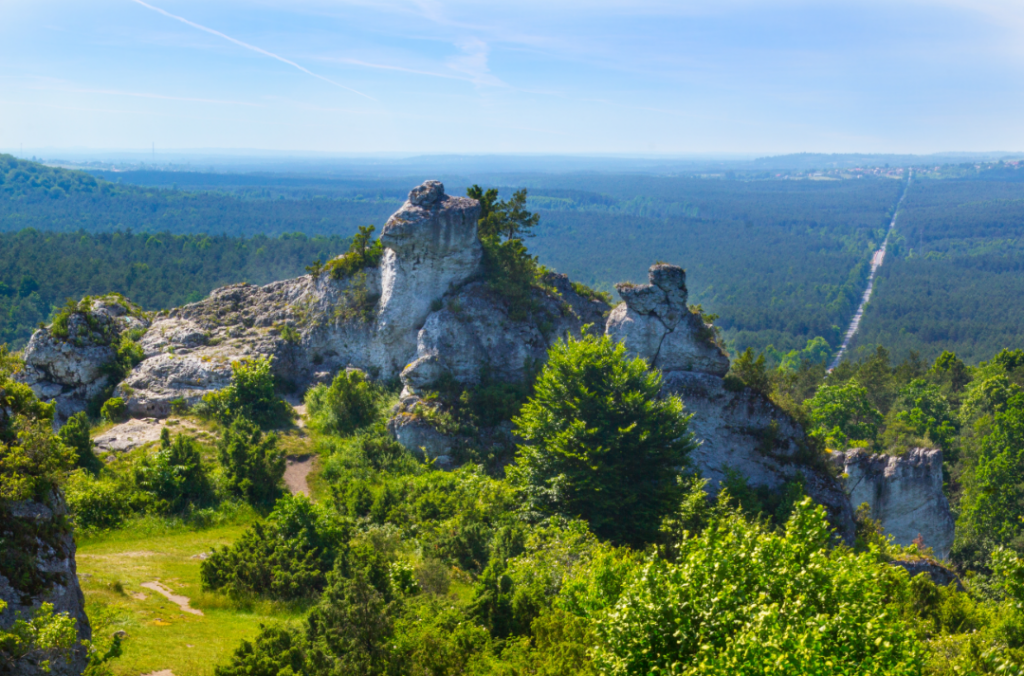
0 230 350 349
852 179 1024 363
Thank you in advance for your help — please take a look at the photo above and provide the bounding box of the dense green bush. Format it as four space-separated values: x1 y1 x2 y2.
58 411 102 472
305 370 380 436
217 416 285 508
134 430 215 514
199 357 293 429
807 380 883 449
563 497 924 676
509 333 695 547
100 397 127 423
201 494 350 600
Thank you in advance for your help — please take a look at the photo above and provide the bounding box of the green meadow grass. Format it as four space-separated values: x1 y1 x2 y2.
77 519 309 676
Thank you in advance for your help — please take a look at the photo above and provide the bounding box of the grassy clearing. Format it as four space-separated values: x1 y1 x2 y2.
78 519 309 676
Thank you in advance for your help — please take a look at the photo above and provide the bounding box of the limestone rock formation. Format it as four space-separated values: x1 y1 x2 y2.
832 447 955 559
606 264 854 540
663 371 855 539
374 180 482 377
18 295 149 425
0 492 91 676
606 265 730 376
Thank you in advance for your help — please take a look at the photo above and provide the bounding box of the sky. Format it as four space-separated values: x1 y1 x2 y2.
1 0 1023 156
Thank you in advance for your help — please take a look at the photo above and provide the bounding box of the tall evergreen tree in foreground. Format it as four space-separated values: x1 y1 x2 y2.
509 333 695 546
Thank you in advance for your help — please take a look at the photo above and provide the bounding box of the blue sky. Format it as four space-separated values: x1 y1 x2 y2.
2 0 1023 155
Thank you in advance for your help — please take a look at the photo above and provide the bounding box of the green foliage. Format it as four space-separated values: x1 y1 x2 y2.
569 498 924 676
199 357 293 429
100 397 127 423
202 494 350 600
324 225 384 280
725 347 771 396
217 416 285 508
467 185 549 321
304 369 381 436
807 380 883 449
64 469 143 532
509 333 695 547
0 600 79 674
133 430 215 514
955 392 1024 558
58 412 102 473
214 624 307 676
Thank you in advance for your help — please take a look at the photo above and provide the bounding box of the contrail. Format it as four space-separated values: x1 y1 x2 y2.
127 0 376 101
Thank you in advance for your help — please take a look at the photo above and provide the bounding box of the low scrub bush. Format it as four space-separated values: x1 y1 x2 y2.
201 494 351 600
198 356 293 429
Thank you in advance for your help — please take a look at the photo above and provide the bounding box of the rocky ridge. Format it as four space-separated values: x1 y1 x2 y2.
18 179 954 550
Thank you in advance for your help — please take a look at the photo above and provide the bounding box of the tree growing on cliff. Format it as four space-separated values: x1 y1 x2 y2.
508 333 695 547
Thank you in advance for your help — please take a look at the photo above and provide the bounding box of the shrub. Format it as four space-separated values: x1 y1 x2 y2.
217 416 285 507
100 397 127 423
202 494 350 600
134 430 214 514
199 357 293 429
58 411 101 472
727 347 772 396
508 333 695 547
305 370 380 436
324 225 384 281
64 470 143 532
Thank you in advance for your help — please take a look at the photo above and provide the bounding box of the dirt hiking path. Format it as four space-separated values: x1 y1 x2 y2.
140 582 203 616
284 455 314 496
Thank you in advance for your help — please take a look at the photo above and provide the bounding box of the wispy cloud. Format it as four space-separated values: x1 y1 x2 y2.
30 85 264 107
446 38 503 87
126 0 377 101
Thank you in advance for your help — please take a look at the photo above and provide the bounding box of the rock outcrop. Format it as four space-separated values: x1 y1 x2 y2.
605 265 854 540
832 447 955 559
17 180 955 546
17 295 149 425
0 492 91 676
606 265 730 376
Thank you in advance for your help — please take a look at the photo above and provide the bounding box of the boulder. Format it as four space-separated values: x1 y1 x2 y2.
0 492 91 676
832 447 955 559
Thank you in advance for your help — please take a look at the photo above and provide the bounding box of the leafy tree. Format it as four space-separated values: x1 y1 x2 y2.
955 393 1024 558
884 379 959 452
567 498 924 676
305 369 380 436
807 380 883 448
0 600 79 674
100 397 127 424
324 225 384 280
217 416 285 507
509 333 695 547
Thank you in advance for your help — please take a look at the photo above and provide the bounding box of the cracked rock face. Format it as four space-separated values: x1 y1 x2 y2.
606 264 729 376
663 371 856 542
374 183 483 377
832 447 955 559
1 492 91 676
